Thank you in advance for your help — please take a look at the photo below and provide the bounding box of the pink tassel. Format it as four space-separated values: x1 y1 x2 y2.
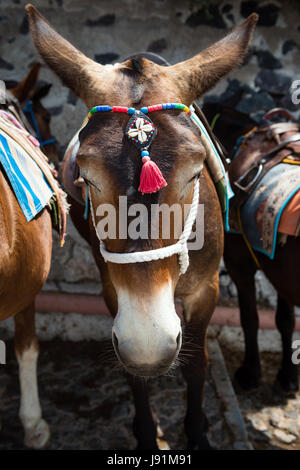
138 156 167 194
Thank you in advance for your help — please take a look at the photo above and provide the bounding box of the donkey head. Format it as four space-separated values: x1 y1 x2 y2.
10 62 58 166
27 4 257 376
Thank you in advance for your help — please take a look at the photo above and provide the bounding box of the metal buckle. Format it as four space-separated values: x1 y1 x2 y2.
234 163 263 192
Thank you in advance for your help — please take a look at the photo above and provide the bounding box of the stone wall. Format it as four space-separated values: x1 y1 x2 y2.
0 0 299 310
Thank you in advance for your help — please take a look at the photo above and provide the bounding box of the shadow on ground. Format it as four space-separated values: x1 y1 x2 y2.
0 339 229 450
222 346 300 450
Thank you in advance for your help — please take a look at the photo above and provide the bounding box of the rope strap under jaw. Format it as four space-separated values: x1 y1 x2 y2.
90 178 200 276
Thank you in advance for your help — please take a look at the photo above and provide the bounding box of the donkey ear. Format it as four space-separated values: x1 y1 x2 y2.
10 62 41 104
169 14 258 104
32 82 52 101
26 4 102 102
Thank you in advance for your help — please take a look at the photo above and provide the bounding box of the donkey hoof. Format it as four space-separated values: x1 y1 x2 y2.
24 419 50 449
234 366 261 391
275 369 299 394
187 435 213 450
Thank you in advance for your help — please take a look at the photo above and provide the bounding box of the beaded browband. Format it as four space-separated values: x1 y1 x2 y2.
87 103 191 194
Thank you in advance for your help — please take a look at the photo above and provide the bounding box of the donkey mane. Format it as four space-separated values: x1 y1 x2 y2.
122 52 170 71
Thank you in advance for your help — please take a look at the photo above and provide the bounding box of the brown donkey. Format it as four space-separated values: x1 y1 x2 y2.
204 102 300 393
27 4 257 449
0 64 58 448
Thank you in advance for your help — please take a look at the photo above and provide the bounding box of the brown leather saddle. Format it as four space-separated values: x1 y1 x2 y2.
229 108 300 209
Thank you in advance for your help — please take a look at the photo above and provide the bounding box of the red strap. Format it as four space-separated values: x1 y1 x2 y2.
264 108 292 121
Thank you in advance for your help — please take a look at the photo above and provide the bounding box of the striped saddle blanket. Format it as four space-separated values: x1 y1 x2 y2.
240 162 300 259
0 111 67 246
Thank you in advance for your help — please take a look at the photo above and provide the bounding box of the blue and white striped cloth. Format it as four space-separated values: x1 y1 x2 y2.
0 129 54 221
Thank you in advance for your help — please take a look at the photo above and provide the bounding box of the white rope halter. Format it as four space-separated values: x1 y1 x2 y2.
90 178 200 275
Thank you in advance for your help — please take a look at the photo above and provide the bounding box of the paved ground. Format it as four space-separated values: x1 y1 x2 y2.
222 346 300 450
0 339 234 450
1 334 299 451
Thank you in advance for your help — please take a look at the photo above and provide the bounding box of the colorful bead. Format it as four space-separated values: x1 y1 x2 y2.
97 105 111 112
162 103 175 110
88 105 112 118
112 106 128 113
86 101 194 196
89 107 97 116
87 102 191 119
147 104 163 113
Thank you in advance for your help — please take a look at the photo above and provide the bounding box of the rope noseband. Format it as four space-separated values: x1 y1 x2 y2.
89 178 199 275
86 102 199 275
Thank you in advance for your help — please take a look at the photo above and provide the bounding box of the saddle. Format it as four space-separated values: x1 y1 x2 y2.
0 92 68 245
229 108 300 209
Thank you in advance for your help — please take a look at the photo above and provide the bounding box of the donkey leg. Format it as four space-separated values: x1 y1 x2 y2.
224 235 260 390
180 328 211 450
275 295 298 392
127 375 158 450
233 272 261 390
14 302 50 449
180 278 220 450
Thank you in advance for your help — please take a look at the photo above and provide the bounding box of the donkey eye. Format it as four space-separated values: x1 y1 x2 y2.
188 172 201 183
83 177 101 192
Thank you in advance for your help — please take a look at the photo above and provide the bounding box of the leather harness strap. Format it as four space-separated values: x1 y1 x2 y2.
193 102 228 169
258 122 299 136
258 134 300 164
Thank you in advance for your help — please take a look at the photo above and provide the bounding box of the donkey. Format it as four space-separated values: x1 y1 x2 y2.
8 62 58 168
0 63 58 448
27 4 258 449
203 102 300 393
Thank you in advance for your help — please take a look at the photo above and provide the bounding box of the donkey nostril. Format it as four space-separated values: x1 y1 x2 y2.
176 332 182 349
